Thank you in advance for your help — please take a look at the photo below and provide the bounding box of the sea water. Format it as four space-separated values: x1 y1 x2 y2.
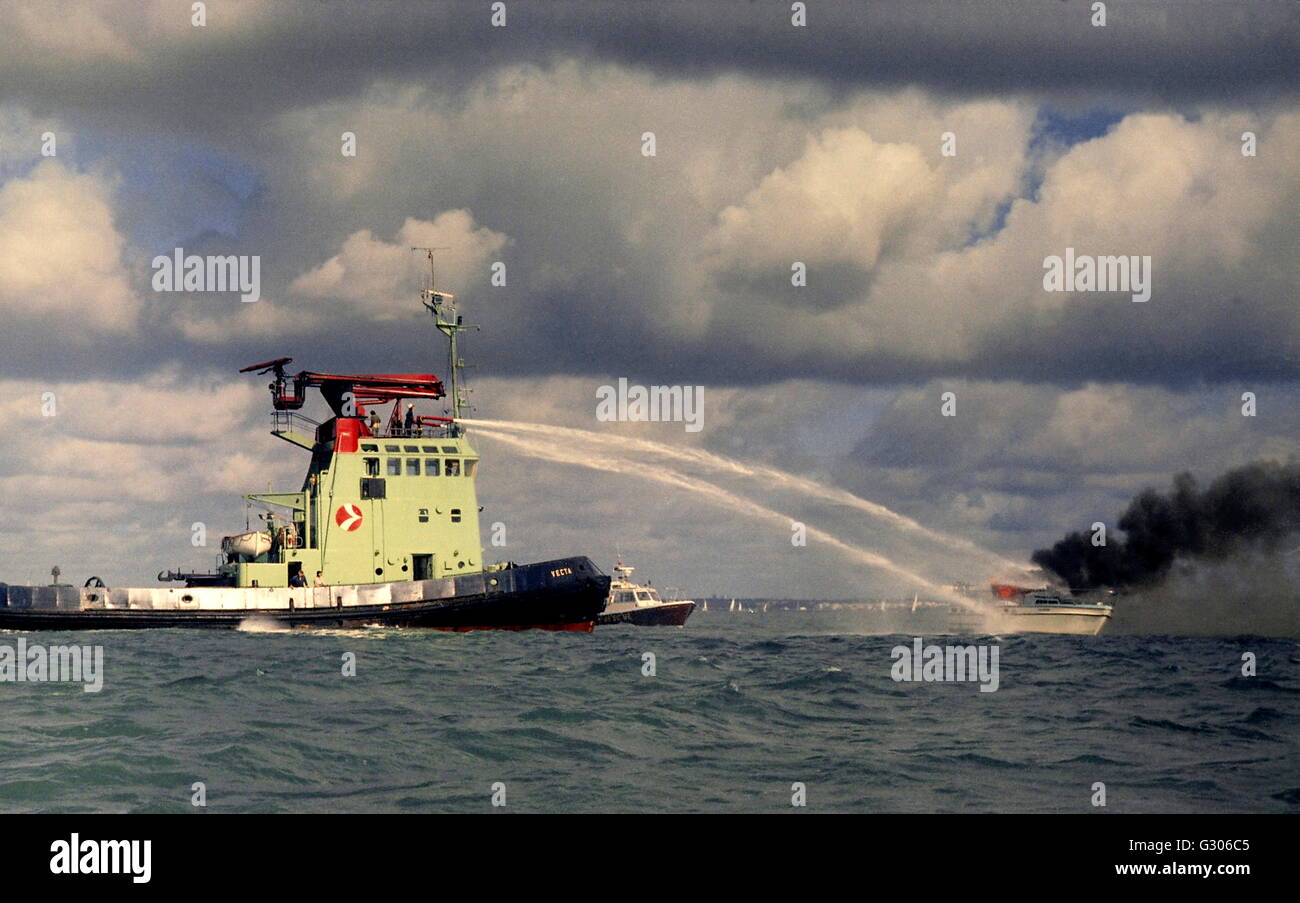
0 613 1294 813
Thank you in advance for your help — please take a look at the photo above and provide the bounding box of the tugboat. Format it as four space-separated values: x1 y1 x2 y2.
0 252 609 630
596 563 695 627
988 583 1113 635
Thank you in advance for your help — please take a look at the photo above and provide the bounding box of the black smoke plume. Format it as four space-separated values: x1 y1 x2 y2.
1032 460 1300 590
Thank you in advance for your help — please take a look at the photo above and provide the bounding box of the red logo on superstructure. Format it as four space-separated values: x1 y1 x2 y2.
335 504 363 531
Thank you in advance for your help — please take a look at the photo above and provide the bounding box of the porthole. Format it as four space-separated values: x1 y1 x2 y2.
375 568 384 576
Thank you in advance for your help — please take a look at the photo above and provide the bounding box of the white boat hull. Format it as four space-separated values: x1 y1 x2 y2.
993 605 1112 636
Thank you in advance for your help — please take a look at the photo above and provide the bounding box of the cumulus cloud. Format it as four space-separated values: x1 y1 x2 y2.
695 108 1300 382
252 69 1300 388
0 160 139 334
289 211 508 317
701 94 1036 313
234 69 1300 389
708 128 940 278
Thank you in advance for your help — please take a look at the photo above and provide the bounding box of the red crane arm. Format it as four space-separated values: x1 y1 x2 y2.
242 359 446 415
298 371 445 398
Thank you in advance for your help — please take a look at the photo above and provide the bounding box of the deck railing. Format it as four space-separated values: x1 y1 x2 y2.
270 410 320 435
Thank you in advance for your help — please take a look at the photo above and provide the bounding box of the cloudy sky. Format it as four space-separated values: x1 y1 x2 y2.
0 0 1295 598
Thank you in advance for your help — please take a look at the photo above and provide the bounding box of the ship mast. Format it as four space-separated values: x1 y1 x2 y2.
412 247 477 434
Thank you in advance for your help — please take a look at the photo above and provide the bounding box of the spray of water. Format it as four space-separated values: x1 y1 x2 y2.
472 426 994 622
235 616 292 633
461 417 1031 576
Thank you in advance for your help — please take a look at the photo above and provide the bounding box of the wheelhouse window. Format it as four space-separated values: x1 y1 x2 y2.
384 445 399 453
441 446 457 454
445 459 461 477
404 445 419 453
387 458 401 476
364 457 379 477
425 458 440 476
464 460 477 477
360 444 378 452
635 592 654 603
406 458 420 476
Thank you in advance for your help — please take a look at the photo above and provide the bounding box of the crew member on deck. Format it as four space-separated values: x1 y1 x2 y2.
404 403 417 436
313 571 325 587
369 410 382 435
289 570 308 588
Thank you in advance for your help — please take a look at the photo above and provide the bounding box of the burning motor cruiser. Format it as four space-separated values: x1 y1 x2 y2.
988 583 1113 635
0 254 609 630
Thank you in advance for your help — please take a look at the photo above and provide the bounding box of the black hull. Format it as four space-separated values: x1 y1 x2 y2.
596 601 695 627
0 557 609 631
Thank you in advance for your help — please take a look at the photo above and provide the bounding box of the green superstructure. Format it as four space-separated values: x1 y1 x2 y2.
229 431 483 588
206 254 488 589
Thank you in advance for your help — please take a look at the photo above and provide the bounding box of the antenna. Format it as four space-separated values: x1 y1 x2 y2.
411 247 478 431
410 246 450 294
